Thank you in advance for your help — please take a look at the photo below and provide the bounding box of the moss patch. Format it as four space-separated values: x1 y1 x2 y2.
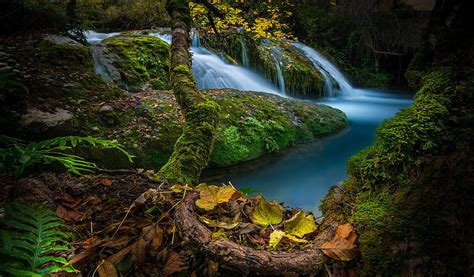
102 33 170 91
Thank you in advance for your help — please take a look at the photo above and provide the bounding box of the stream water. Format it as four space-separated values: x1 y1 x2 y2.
85 31 413 215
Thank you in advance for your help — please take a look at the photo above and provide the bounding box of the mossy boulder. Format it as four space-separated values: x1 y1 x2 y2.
99 33 171 91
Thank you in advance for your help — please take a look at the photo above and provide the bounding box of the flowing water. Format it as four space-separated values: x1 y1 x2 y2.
85 31 412 214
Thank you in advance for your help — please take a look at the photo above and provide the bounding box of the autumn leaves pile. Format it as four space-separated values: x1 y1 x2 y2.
190 183 357 258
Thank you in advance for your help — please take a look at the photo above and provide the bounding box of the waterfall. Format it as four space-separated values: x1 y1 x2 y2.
271 48 286 94
292 42 353 96
153 32 282 95
239 35 250 68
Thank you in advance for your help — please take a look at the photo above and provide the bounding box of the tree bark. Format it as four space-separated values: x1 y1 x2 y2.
175 191 342 275
156 0 219 184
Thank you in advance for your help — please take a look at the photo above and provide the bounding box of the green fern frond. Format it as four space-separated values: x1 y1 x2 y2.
0 202 78 276
0 135 134 178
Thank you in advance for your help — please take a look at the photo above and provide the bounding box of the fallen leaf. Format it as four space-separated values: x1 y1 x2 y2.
235 222 260 235
107 245 132 265
163 251 188 276
143 223 163 256
284 211 317 238
285 233 308 243
198 216 239 230
131 235 147 266
195 185 236 211
170 184 193 193
99 178 113 186
209 260 219 274
102 236 131 249
97 260 118 277
320 223 358 261
55 193 81 208
56 205 83 222
84 195 101 205
251 197 283 227
269 230 286 249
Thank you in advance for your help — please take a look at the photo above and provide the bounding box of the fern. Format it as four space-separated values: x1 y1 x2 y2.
0 68 29 95
0 202 78 276
0 135 134 178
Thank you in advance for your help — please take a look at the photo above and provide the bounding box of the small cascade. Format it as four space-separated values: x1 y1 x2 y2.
85 31 121 85
292 42 353 96
156 31 282 95
239 35 250 68
271 48 286 94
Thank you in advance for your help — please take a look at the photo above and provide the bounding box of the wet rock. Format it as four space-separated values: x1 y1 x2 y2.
20 108 72 128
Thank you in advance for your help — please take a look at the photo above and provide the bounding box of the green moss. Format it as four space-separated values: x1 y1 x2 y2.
208 90 347 167
36 41 93 68
103 33 170 91
343 67 472 274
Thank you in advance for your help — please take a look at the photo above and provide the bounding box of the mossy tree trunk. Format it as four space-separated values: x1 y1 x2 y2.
156 0 219 184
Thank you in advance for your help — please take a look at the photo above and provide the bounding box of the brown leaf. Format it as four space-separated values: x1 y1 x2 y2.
56 205 83 222
99 178 113 186
102 236 132 249
97 260 118 277
143 223 164 256
84 195 101 205
131 235 147 266
107 245 132 265
163 251 188 276
70 246 100 265
82 236 104 249
320 223 358 261
55 193 81 208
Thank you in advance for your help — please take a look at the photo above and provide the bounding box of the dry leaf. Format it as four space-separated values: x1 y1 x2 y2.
107 245 132 265
102 236 131 249
251 197 283 227
163 251 188 276
99 178 113 186
198 216 239 230
269 230 286 249
55 193 81 208
195 185 236 211
56 205 83 222
131 235 147 266
84 195 101 205
97 260 118 277
320 223 358 261
283 210 317 238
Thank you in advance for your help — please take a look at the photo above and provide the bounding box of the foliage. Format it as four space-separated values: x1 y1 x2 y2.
0 135 133 178
320 223 358 261
283 211 317 238
251 196 284 227
0 202 78 276
195 184 236 211
190 0 296 41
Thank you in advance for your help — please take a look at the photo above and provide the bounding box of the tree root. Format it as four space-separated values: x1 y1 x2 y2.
174 191 341 275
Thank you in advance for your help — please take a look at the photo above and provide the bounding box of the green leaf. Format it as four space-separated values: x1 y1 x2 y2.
251 197 283 227
283 211 317 238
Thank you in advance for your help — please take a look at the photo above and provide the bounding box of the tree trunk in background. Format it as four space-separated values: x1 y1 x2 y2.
156 0 219 184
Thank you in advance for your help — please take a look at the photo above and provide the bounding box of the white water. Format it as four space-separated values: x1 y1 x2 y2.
152 32 282 95
84 31 120 45
239 35 250 68
293 42 352 96
272 47 286 94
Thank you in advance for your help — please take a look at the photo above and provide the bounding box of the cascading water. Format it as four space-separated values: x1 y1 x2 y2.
293 42 352 96
271 47 286 94
239 35 250 68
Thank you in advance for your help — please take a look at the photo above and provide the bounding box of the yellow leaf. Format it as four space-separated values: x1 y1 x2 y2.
251 197 283 227
198 215 239 230
283 211 317 238
320 223 358 261
195 184 236 211
269 230 285 249
171 184 193 193
97 260 118 277
285 233 308 243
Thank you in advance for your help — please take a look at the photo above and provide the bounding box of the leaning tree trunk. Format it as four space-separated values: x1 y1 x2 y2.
156 0 219 184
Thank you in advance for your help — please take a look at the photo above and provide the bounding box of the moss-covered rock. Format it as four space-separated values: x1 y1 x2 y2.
100 33 170 91
208 89 347 166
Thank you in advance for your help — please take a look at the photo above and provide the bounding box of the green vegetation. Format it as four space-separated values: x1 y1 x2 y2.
0 202 78 276
209 91 347 166
0 135 133 178
103 33 170 91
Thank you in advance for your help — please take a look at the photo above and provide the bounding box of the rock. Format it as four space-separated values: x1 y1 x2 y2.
44 34 81 46
99 105 114 113
20 108 72 128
